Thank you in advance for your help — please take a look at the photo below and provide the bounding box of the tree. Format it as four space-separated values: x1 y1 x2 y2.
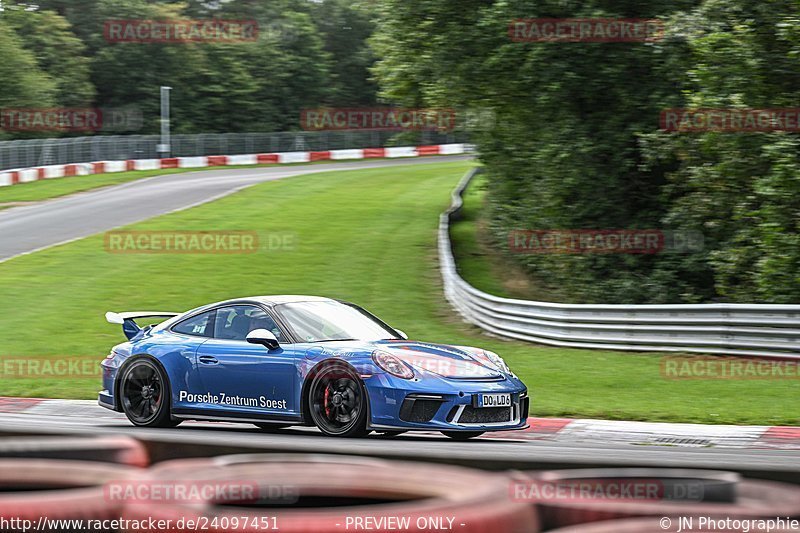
642 0 800 302
1 0 373 136
312 0 378 106
3 6 94 107
0 19 56 139
91 0 332 133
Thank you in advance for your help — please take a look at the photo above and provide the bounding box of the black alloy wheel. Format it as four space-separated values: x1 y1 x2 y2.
120 358 180 427
308 363 368 437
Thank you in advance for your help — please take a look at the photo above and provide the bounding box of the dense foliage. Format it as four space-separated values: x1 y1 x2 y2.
372 0 800 303
0 0 377 136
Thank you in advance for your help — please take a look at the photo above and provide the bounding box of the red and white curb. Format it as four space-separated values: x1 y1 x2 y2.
503 418 800 450
0 143 469 187
1 397 797 449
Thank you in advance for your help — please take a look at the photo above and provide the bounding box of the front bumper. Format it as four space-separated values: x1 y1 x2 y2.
365 373 529 432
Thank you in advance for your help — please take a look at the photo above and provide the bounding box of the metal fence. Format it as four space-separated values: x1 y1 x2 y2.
0 130 467 171
439 169 800 359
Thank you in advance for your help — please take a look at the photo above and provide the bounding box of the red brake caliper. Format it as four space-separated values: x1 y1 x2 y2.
324 386 331 418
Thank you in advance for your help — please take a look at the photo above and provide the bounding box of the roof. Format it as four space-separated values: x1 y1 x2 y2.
236 295 335 305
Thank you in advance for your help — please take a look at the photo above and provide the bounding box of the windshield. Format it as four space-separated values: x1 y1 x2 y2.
275 301 398 343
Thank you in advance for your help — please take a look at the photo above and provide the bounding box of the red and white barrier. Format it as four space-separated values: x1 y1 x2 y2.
42 165 65 179
277 151 311 164
330 149 363 160
0 144 469 187
206 155 228 166
18 168 38 183
175 156 205 168
419 145 441 156
102 160 128 173
386 146 418 158
226 154 257 165
439 143 466 155
133 159 161 171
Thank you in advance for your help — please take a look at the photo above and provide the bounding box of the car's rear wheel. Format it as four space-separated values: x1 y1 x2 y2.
120 358 180 428
308 363 368 437
441 431 484 440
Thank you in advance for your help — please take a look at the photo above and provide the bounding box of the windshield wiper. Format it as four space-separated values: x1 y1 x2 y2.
316 338 358 342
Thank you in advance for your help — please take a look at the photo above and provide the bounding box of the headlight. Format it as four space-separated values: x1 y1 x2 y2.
372 350 414 379
484 350 510 374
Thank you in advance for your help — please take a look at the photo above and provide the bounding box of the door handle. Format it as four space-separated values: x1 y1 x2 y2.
199 355 219 365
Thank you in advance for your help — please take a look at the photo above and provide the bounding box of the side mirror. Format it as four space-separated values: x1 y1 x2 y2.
246 329 280 350
395 329 409 340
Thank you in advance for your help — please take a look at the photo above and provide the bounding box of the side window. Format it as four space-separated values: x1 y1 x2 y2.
172 310 215 337
214 305 282 342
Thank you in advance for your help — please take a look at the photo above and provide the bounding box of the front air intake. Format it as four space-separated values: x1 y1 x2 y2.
399 395 445 423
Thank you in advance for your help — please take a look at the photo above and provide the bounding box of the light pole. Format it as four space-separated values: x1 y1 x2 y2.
158 86 172 158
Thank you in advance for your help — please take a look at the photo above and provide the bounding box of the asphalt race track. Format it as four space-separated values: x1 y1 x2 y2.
0 155 470 262
0 402 798 482
1 155 799 480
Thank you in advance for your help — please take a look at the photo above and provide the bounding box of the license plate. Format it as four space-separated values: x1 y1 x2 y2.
477 393 511 408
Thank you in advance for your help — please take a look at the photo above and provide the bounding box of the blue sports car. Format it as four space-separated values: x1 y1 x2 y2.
99 296 529 438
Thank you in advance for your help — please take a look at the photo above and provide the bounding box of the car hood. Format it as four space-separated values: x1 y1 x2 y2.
311 339 504 379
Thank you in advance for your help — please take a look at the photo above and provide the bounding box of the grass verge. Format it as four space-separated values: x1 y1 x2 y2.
449 173 557 300
0 161 796 425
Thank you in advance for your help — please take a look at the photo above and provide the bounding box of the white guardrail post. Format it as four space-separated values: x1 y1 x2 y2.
439 169 800 358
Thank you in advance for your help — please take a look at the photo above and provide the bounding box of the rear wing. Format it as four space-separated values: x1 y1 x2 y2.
105 311 179 340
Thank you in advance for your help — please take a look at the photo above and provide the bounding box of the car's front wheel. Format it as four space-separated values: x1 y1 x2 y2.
120 358 180 428
308 363 368 437
441 431 484 440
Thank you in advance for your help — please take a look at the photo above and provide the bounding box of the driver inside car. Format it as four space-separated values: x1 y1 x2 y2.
249 309 281 342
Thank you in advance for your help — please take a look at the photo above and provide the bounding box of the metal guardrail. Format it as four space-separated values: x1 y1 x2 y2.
0 131 467 171
439 169 800 358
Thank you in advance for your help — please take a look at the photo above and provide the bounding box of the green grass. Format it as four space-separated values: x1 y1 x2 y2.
449 174 512 297
0 161 797 425
0 168 195 204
